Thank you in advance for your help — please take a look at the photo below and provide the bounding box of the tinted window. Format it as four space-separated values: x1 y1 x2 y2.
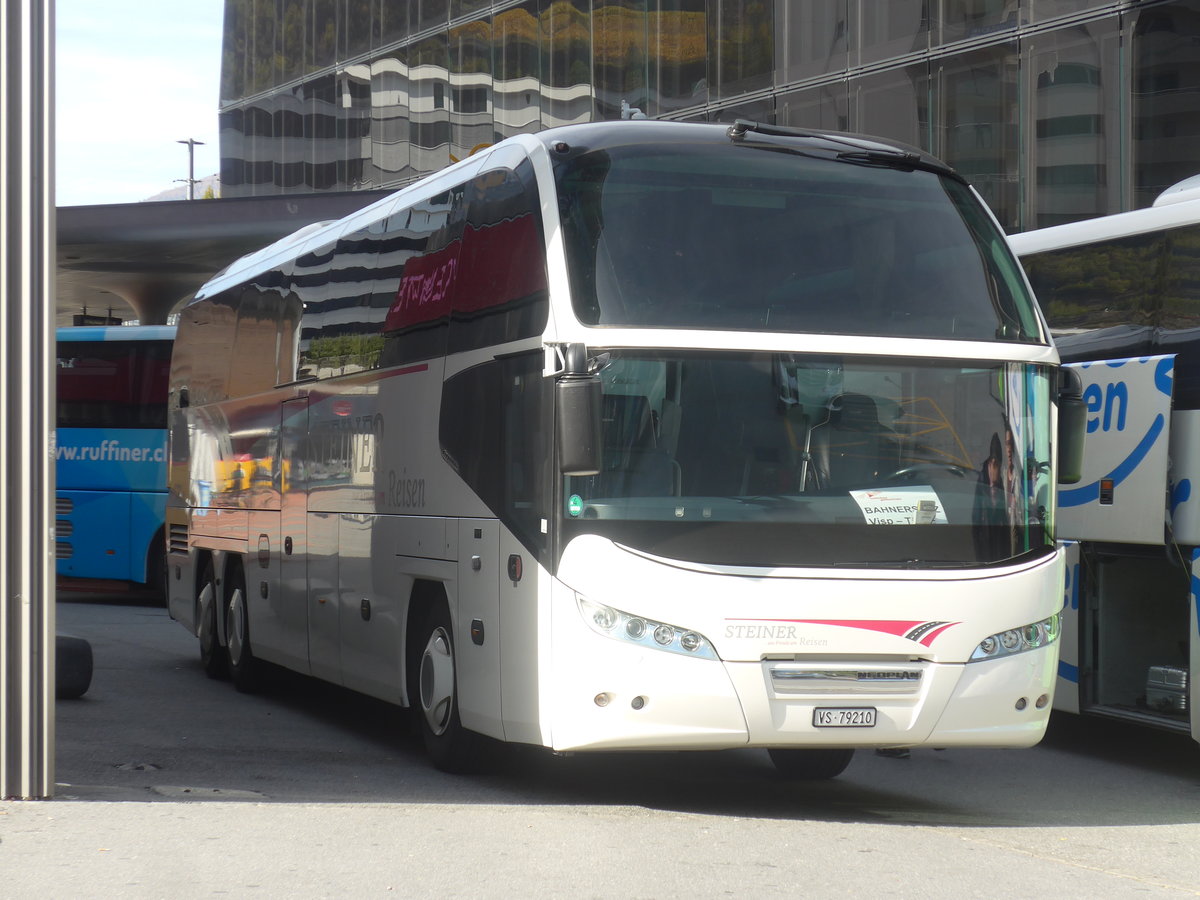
57 340 172 429
556 141 1043 343
1022 222 1200 331
440 352 550 559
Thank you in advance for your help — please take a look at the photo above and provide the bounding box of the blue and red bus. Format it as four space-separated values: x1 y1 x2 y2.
55 325 175 596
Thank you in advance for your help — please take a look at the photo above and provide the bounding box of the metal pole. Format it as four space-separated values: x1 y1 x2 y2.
0 0 56 800
177 138 204 200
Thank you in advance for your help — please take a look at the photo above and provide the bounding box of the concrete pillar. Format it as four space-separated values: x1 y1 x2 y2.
1 0 55 800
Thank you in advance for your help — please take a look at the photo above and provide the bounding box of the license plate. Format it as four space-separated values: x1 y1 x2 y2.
813 707 877 727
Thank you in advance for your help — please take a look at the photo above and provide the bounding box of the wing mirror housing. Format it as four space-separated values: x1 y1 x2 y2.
1057 366 1085 485
556 343 602 476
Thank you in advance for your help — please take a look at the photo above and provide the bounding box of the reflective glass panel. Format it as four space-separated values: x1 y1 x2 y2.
649 0 709 116
372 50 413 184
1026 0 1107 24
936 42 1019 230
380 0 409 46
222 0 250 103
856 0 928 66
593 0 651 120
314 0 338 71
853 64 931 151
409 32 452 173
1024 19 1121 228
776 0 848 85
494 3 541 137
778 83 849 132
540 0 592 127
1132 4 1200 208
450 16 494 160
713 0 774 100
420 0 450 32
937 0 1019 47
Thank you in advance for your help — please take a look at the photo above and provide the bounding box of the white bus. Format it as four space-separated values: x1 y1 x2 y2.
167 120 1084 778
1009 176 1200 746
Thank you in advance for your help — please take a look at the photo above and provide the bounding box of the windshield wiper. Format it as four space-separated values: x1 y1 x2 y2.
725 119 958 179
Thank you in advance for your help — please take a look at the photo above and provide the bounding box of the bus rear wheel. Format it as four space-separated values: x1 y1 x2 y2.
197 559 227 679
226 562 260 693
768 747 855 780
413 601 482 773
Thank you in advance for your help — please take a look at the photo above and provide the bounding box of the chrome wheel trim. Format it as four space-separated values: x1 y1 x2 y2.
227 587 246 666
419 626 454 736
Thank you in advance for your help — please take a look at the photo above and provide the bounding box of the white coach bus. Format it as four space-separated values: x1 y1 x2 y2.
166 120 1084 778
1009 177 1200 745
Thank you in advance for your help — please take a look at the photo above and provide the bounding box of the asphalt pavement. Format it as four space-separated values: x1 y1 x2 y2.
3 592 1200 899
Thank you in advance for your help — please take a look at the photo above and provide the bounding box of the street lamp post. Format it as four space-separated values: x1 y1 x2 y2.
177 138 205 200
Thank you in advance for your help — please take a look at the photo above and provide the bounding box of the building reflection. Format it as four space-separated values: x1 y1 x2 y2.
218 0 1200 231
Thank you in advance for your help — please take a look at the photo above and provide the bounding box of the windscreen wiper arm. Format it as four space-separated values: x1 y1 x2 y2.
726 119 957 178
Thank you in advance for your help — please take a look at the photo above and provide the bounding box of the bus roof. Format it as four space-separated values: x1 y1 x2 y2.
194 120 965 306
1008 180 1200 257
56 325 176 342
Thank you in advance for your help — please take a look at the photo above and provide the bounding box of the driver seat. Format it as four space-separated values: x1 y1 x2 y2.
809 393 901 489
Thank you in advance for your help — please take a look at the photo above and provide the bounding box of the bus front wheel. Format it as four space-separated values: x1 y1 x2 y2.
413 601 482 773
768 747 855 780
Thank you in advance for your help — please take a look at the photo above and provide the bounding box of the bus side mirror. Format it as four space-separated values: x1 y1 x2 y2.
1057 367 1085 485
556 345 602 476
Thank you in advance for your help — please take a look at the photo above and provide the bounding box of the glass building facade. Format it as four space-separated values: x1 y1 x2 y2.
219 0 1200 232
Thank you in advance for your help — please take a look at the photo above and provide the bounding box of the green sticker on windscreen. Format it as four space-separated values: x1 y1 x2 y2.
568 494 583 517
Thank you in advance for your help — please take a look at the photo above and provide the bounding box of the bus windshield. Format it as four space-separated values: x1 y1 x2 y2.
561 351 1055 568
556 141 1043 343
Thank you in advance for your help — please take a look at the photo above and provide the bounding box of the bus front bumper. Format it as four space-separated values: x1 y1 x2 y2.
547 642 1057 753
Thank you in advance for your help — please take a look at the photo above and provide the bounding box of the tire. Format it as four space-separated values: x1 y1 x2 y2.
145 528 167 605
56 633 94 699
225 561 261 693
197 558 228 679
768 747 855 780
411 600 482 773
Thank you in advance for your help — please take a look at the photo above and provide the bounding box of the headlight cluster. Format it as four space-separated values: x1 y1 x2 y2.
577 595 718 660
969 612 1061 663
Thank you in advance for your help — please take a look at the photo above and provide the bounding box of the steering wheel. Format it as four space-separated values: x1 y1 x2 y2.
887 463 969 481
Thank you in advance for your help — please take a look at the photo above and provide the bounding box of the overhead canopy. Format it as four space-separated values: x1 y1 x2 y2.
56 189 393 328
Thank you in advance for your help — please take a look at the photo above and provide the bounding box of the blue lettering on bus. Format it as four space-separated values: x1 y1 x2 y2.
1083 382 1128 433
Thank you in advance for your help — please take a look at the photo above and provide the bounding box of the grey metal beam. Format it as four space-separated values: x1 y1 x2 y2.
1 0 55 800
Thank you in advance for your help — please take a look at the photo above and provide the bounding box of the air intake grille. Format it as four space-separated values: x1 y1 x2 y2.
168 523 189 555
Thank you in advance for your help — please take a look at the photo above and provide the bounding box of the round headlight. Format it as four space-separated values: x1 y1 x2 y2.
591 604 618 631
680 632 702 653
625 617 647 639
978 636 998 656
1000 630 1021 651
653 624 674 646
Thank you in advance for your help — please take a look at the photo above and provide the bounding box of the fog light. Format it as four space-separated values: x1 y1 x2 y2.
1035 694 1049 709
1015 697 1027 711
631 696 646 710
594 692 612 707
